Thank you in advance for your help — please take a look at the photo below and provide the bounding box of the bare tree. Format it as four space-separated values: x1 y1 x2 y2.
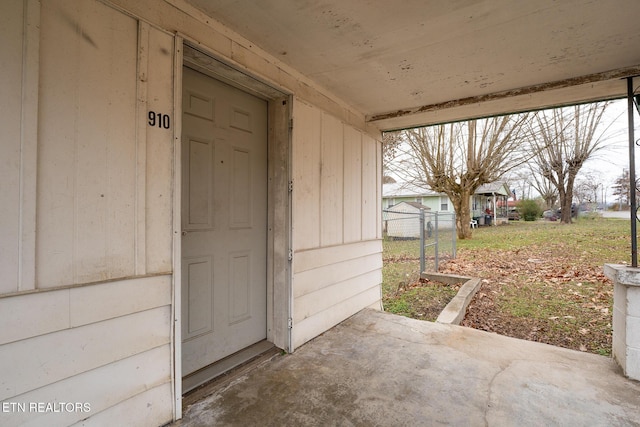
386 114 530 239
382 132 402 176
528 166 558 209
573 170 603 209
505 169 535 201
531 102 610 223
611 169 631 208
572 179 591 207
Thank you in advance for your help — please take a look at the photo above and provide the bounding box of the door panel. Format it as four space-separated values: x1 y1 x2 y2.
184 256 213 339
185 138 214 229
229 251 251 324
230 148 252 228
181 66 268 376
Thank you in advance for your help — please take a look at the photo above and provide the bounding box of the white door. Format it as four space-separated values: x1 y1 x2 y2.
181 66 268 376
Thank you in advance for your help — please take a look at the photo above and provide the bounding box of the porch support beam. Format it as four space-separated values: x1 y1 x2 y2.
627 76 638 267
368 66 640 128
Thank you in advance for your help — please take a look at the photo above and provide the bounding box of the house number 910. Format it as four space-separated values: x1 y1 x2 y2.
148 111 170 129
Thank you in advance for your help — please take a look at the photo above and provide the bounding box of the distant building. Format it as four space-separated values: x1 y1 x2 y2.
383 181 511 225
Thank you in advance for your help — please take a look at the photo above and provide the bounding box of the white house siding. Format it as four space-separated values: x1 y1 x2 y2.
1 1 174 425
0 277 173 427
291 100 383 349
37 0 138 286
0 0 383 425
35 1 175 286
0 0 38 293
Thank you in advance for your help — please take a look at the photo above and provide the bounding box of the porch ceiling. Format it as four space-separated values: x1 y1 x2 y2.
185 0 640 131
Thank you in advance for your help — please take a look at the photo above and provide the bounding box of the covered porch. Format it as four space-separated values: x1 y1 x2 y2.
175 309 640 426
472 182 512 226
2 1 639 425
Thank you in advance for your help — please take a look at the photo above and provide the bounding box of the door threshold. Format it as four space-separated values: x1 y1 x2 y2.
182 340 279 397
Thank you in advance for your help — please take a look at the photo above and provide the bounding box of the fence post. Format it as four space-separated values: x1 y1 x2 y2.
434 211 439 271
452 211 457 259
419 208 425 274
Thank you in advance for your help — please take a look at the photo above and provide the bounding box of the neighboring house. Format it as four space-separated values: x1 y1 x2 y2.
383 182 451 213
472 182 512 225
0 1 636 426
383 182 512 226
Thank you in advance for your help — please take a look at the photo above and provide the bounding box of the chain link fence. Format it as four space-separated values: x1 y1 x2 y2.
383 207 456 273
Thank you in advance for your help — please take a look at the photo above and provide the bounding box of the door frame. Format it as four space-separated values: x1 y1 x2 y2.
172 35 293 418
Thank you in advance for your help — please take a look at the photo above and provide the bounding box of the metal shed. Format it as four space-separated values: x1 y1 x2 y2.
384 201 430 239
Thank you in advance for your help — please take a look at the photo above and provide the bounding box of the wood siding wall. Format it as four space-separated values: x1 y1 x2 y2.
0 277 173 426
0 0 38 293
1 0 174 293
291 100 383 349
0 1 175 425
1 0 383 424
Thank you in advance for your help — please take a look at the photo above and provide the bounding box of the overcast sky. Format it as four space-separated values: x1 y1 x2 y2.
507 98 639 203
581 98 640 203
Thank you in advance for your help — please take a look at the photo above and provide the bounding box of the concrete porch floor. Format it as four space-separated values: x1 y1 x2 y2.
174 309 640 426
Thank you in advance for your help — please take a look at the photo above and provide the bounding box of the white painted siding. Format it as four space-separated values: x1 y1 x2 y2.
37 0 137 287
0 2 175 426
293 100 381 251
0 0 24 294
1 0 384 424
0 0 39 294
6 346 171 427
292 101 322 250
320 114 345 247
144 27 176 274
291 100 383 349
362 133 379 241
343 126 363 243
0 276 172 427
292 241 382 348
71 382 173 427
20 0 176 290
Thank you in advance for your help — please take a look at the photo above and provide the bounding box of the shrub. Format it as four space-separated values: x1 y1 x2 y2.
518 199 543 221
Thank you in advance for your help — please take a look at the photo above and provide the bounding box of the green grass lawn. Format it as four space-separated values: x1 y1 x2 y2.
458 218 631 263
383 216 633 355
382 237 421 302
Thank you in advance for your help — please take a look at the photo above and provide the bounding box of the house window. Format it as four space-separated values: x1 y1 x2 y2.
440 196 448 211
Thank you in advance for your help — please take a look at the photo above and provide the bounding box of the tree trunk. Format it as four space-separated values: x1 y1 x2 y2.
560 173 576 224
453 190 472 239
544 196 555 210
560 181 575 223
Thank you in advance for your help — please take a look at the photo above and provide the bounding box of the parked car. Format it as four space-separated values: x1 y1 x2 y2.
557 203 578 218
508 208 520 220
543 209 558 221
